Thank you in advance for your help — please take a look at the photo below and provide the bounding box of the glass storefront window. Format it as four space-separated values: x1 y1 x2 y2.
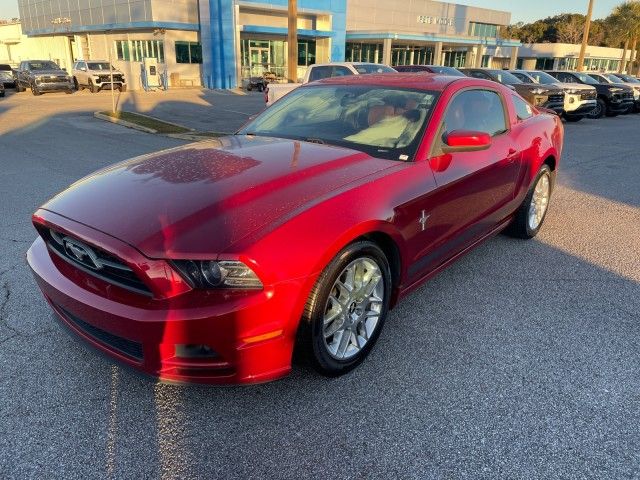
443 50 467 68
240 38 315 80
468 22 499 38
390 46 434 66
346 43 383 63
114 40 163 63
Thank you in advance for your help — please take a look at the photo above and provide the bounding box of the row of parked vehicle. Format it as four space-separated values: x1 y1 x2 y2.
0 59 127 97
394 64 640 121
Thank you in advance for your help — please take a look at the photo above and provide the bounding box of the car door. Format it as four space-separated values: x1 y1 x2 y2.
405 87 521 281
77 61 88 85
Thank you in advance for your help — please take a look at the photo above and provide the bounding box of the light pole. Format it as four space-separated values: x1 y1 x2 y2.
577 0 595 72
287 0 298 83
103 30 116 113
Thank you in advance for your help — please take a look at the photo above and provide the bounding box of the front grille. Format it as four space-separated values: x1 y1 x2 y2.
39 227 152 296
58 305 143 361
98 74 123 82
547 93 564 103
623 91 634 99
580 91 596 100
40 75 68 83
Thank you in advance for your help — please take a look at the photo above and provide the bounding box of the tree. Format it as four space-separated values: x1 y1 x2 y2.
607 1 640 72
556 15 585 43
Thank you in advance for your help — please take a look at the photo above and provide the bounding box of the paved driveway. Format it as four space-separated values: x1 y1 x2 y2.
1 91 639 479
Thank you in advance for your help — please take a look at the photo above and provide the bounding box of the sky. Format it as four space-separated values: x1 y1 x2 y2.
0 0 626 23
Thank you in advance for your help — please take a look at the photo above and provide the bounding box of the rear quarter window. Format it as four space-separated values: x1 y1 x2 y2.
513 95 534 121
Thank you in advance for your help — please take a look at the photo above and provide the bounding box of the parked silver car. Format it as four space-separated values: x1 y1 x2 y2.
72 60 127 93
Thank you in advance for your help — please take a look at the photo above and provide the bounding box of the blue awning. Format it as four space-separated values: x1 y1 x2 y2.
241 25 335 38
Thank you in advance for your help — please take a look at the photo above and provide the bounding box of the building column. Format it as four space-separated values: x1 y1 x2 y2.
433 41 443 65
475 44 485 67
509 46 519 70
465 46 475 67
382 38 392 66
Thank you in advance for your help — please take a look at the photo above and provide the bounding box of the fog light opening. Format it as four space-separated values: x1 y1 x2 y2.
175 344 219 359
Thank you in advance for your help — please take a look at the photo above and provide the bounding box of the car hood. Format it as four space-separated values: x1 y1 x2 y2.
515 83 564 93
553 82 594 91
41 136 394 258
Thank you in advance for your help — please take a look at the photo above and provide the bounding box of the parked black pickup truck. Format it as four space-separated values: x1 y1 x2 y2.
460 68 565 114
15 60 74 96
547 71 634 118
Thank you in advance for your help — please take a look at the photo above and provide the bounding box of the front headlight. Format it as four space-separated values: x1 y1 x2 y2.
565 89 579 95
531 88 547 95
172 260 263 289
609 87 623 92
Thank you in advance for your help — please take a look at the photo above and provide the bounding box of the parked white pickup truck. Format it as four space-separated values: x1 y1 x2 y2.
265 62 396 106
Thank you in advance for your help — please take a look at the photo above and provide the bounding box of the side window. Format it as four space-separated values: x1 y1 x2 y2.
558 73 575 83
331 66 353 77
469 71 491 80
308 66 332 82
443 89 508 137
513 73 532 83
513 95 533 121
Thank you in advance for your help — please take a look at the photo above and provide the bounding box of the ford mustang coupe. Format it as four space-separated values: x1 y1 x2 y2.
28 74 563 384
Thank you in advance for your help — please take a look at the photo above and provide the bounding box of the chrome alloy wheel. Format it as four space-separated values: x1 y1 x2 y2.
528 173 550 231
322 257 385 360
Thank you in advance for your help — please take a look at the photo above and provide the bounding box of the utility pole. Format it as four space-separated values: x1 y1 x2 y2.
577 0 594 72
287 0 298 83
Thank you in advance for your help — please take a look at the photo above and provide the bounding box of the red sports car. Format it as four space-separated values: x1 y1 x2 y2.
28 74 563 384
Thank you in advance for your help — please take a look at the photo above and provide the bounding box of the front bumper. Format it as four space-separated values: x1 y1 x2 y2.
609 97 634 112
35 81 74 92
28 231 308 385
540 100 564 114
564 99 596 116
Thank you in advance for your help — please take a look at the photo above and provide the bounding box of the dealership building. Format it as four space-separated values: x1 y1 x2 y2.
14 0 520 90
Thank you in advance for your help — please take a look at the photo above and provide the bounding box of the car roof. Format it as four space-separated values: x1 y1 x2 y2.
310 72 477 91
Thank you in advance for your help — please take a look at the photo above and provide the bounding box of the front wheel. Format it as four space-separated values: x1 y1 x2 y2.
299 241 391 376
506 165 553 239
31 84 41 96
587 98 606 119
89 79 98 93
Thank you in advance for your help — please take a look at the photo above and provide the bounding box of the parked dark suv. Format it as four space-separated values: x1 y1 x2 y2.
460 68 565 114
0 64 15 89
394 65 465 76
15 60 74 95
547 71 634 118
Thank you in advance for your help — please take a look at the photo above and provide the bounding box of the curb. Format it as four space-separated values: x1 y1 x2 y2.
93 112 157 134
121 111 196 132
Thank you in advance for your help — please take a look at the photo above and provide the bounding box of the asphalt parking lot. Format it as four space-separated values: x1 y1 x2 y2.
1 90 639 479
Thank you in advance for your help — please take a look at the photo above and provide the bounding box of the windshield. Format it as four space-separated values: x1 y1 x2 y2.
603 73 625 84
88 62 114 71
28 61 60 71
574 73 599 84
527 71 558 85
488 70 522 85
616 74 640 83
429 66 465 76
353 64 397 74
239 85 438 161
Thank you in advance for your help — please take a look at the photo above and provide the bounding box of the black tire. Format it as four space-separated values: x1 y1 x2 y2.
588 98 606 119
31 84 41 96
73 77 79 90
298 240 392 376
16 83 25 92
0 91 4 97
65 88 73 94
505 165 553 239
257 83 264 92
89 79 98 93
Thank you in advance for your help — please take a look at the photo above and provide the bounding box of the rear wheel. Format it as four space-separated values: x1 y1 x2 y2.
506 165 553 239
298 241 391 376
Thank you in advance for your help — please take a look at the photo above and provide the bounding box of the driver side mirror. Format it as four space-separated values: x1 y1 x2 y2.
442 130 491 153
